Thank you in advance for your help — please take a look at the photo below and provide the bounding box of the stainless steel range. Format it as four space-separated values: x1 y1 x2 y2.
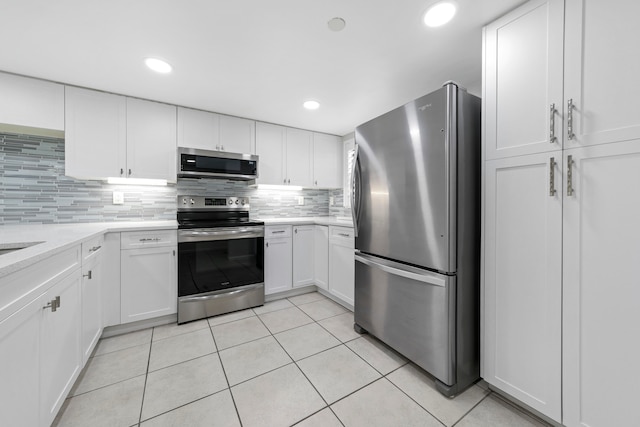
177 195 264 324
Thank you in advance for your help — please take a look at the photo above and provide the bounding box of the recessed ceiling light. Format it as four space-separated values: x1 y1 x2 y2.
303 100 320 110
145 57 172 74
423 1 457 27
327 17 346 32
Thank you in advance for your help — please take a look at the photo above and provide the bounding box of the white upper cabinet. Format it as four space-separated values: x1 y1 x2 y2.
65 87 177 182
177 107 220 150
65 86 127 179
312 133 343 188
256 122 286 184
483 0 564 160
285 128 313 187
126 98 177 181
564 0 640 148
0 72 64 135
219 114 255 154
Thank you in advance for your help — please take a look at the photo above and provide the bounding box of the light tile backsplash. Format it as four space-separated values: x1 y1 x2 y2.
0 132 341 225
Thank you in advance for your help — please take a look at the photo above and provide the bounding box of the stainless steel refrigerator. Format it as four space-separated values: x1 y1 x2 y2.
352 82 480 396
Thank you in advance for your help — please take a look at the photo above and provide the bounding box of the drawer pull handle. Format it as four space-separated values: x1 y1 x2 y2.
338 233 351 237
83 270 93 280
89 245 102 252
549 103 556 143
43 296 61 312
549 157 557 197
272 231 286 234
139 238 161 242
567 99 575 140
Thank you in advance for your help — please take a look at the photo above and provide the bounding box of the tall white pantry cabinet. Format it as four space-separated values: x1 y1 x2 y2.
482 0 640 425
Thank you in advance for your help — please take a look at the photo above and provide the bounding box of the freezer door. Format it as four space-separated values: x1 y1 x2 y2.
354 252 456 385
354 85 456 272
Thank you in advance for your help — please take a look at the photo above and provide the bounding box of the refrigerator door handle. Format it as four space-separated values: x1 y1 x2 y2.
350 144 361 237
355 252 446 287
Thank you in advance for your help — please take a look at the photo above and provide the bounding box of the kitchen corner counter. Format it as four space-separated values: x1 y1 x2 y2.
259 216 354 227
0 220 177 278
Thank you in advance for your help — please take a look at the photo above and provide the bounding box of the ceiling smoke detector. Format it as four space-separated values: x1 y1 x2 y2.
327 17 346 32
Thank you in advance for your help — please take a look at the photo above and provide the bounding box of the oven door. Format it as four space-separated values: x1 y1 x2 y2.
178 226 264 297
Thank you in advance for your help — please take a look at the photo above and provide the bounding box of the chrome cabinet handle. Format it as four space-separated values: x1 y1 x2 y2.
43 296 61 312
89 245 102 252
549 157 557 196
567 155 575 196
287 179 291 184
549 104 556 143
139 237 161 242
283 178 286 184
567 99 574 140
83 270 93 280
294 229 298 234
128 168 132 176
266 242 269 248
272 230 286 234
338 233 351 238
120 168 124 176
221 145 224 151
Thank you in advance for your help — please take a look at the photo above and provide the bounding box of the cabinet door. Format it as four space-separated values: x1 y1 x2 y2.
483 152 562 421
121 246 177 323
562 140 640 427
0 72 64 133
219 115 255 154
81 253 103 364
177 107 220 150
313 133 343 188
126 98 177 182
256 122 286 185
40 270 82 426
314 225 329 290
264 238 292 295
0 296 42 427
483 0 564 160
65 86 126 179
293 226 314 288
286 128 313 187
564 0 640 149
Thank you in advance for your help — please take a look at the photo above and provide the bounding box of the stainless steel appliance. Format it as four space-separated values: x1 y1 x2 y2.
177 147 258 180
177 195 264 324
352 82 480 396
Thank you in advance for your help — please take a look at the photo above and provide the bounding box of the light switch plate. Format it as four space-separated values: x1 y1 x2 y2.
297 196 304 205
113 191 124 205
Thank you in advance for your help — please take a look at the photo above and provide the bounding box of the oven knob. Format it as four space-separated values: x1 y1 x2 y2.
182 198 187 204
190 199 195 205
235 200 239 205
228 200 233 205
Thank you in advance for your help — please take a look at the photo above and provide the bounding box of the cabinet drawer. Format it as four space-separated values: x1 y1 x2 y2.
265 225 292 239
81 234 104 261
120 230 177 249
329 226 355 247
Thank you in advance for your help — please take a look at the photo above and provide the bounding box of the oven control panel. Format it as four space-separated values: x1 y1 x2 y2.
177 196 249 210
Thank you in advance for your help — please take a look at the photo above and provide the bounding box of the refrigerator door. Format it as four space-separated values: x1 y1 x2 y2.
354 85 456 272
354 252 456 385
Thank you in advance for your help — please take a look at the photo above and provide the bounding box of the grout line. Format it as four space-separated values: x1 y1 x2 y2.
451 391 492 427
137 327 154 424
383 373 447 427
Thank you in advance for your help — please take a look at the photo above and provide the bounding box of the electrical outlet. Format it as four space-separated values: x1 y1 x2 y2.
330 196 335 206
297 196 304 206
113 191 124 205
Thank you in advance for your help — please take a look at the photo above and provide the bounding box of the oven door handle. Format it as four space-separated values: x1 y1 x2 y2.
178 226 264 242
179 283 264 302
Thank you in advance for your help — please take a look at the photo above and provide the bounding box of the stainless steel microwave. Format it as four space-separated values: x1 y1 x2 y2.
177 147 258 180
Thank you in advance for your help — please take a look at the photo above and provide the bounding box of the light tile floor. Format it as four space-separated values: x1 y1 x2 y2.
53 292 550 427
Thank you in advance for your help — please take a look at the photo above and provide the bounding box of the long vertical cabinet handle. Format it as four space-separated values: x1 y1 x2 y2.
550 104 556 143
567 155 575 196
350 144 360 237
567 99 575 140
549 157 557 196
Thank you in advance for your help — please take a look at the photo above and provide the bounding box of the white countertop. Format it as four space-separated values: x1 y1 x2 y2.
259 216 354 227
0 221 177 278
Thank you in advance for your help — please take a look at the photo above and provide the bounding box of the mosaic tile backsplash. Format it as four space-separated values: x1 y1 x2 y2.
0 132 349 225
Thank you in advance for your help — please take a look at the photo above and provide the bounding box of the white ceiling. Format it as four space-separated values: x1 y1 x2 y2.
0 0 524 136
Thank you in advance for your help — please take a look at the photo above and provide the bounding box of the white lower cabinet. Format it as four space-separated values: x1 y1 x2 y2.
40 270 83 426
328 226 355 306
314 225 329 290
293 225 314 288
264 226 293 295
562 140 640 426
81 237 104 364
0 295 42 427
120 231 177 324
483 152 562 420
